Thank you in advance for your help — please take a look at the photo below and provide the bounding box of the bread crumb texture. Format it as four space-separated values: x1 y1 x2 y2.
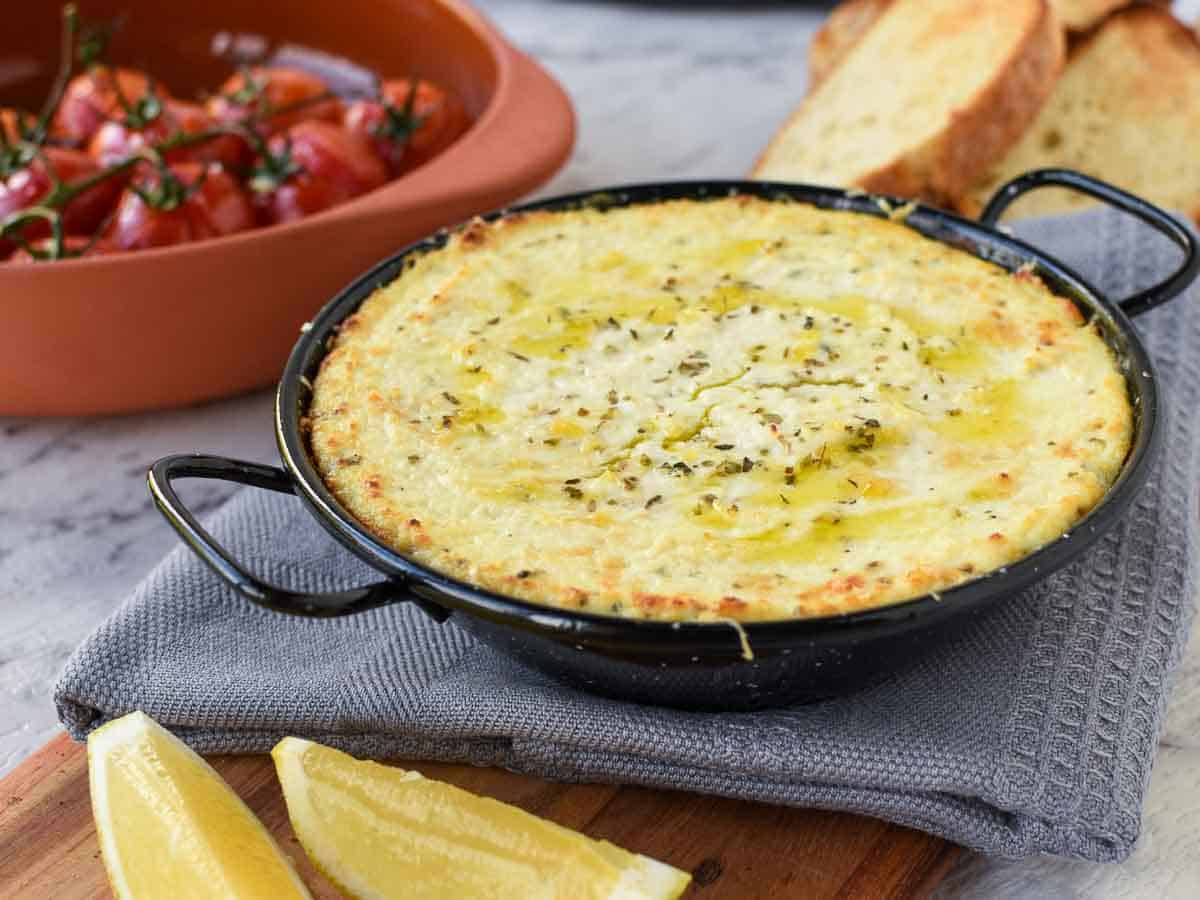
310 198 1131 621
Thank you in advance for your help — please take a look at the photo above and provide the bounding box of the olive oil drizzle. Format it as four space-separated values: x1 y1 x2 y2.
437 239 1033 558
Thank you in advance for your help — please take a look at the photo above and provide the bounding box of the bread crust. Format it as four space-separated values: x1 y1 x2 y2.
753 0 1065 207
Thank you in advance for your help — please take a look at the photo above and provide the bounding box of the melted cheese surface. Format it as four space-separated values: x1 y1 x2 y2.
310 198 1131 621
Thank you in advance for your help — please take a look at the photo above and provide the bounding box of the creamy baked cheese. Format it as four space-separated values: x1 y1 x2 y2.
309 197 1132 621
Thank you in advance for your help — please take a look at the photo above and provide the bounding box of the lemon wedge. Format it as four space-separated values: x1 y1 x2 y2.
272 737 692 900
88 711 312 899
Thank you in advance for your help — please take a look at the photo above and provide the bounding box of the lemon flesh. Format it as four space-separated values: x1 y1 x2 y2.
272 737 691 900
88 711 312 900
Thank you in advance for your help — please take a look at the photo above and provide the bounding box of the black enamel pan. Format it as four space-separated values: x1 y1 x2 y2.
149 169 1198 710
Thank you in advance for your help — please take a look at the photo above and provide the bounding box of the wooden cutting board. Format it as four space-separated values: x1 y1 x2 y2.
0 732 960 899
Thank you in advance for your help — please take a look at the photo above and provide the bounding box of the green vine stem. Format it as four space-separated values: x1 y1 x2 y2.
371 77 424 148
0 206 65 255
30 4 81 146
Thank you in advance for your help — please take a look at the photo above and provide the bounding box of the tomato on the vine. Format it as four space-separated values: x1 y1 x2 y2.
343 79 468 175
207 66 342 136
5 4 477 263
53 67 159 145
0 147 120 253
104 161 255 250
89 99 247 169
167 101 250 168
251 120 387 224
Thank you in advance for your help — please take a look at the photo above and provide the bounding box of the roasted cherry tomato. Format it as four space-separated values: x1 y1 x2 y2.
53 67 159 145
8 234 113 263
0 147 120 253
104 161 255 250
253 120 387 224
167 101 250 168
343 78 468 175
207 66 342 136
89 99 247 169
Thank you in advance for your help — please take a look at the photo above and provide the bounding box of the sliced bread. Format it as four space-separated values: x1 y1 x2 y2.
807 0 1165 91
754 0 1065 204
957 7 1200 221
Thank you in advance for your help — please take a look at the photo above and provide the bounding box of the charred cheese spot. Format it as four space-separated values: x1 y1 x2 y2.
310 198 1132 621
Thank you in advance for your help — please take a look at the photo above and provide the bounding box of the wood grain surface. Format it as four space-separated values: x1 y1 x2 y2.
0 733 961 899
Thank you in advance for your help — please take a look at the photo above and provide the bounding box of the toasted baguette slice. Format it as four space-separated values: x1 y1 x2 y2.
958 7 1200 221
807 0 1164 91
755 0 1064 204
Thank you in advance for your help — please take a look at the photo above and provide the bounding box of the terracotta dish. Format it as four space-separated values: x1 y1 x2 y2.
0 0 574 416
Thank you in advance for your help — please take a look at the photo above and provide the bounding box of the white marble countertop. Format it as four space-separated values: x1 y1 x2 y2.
3 1 1200 896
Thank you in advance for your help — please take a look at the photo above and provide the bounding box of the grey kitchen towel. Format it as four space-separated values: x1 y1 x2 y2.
56 208 1199 862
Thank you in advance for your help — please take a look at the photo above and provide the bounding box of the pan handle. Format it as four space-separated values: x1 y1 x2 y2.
147 454 448 621
978 168 1200 318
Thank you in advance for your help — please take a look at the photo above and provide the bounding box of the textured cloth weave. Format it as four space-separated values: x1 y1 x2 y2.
56 209 1199 861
